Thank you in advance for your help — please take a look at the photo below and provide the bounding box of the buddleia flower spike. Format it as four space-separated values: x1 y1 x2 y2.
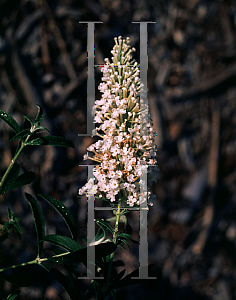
79 36 158 207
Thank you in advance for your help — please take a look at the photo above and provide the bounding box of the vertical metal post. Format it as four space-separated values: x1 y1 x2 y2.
131 21 156 279
78 165 103 279
78 22 102 136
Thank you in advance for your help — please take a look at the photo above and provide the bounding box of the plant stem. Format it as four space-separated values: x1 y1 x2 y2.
0 143 24 188
0 251 71 273
104 199 122 297
0 135 31 189
112 200 122 247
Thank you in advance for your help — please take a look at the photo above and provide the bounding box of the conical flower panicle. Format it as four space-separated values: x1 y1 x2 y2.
79 36 158 207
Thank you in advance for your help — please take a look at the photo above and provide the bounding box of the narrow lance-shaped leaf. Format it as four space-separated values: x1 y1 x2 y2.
43 234 82 252
38 194 77 240
25 193 45 256
89 226 106 246
7 207 14 219
0 110 21 133
4 290 21 300
23 115 34 127
117 233 139 244
35 126 50 134
95 219 114 234
11 171 36 190
35 104 44 125
13 222 22 237
9 129 31 142
48 242 116 265
0 162 20 195
26 136 75 148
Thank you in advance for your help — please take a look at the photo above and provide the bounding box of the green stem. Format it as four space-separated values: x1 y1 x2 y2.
104 200 122 297
0 251 71 273
0 135 31 189
112 200 121 247
0 143 24 188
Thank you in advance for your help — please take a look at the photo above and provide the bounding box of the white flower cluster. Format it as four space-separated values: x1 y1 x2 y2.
79 36 158 207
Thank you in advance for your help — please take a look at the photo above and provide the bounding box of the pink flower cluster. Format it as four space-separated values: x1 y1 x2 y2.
79 36 158 207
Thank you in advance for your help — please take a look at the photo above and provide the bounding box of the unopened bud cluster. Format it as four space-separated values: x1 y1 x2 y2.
79 36 158 207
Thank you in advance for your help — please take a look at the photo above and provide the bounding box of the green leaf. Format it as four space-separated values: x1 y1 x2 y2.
0 163 20 195
7 207 14 219
25 193 45 255
41 264 80 300
0 209 22 239
95 219 114 234
38 194 77 240
117 238 131 250
9 129 31 142
47 248 86 264
1 222 10 231
0 110 21 134
35 126 50 134
13 222 22 237
35 104 44 125
48 242 116 265
26 136 75 148
11 171 36 189
24 115 34 126
89 227 106 246
43 235 82 252
117 233 139 245
117 243 126 250
4 290 21 300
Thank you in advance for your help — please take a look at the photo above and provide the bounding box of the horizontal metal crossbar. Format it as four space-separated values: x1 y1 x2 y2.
94 207 149 211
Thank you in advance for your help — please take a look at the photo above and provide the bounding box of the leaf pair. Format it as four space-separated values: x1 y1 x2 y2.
0 105 75 195
9 105 75 148
0 105 75 147
0 208 22 241
0 105 44 138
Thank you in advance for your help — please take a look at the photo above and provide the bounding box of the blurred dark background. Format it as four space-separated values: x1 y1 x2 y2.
0 0 236 299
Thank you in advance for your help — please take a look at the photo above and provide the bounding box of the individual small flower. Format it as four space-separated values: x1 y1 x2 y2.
87 185 98 196
83 153 89 160
127 174 134 182
110 145 120 156
109 179 119 190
